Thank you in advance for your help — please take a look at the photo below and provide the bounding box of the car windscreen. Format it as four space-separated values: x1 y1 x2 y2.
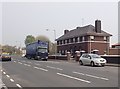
91 54 101 58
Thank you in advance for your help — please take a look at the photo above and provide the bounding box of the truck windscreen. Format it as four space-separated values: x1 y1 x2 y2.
37 48 47 53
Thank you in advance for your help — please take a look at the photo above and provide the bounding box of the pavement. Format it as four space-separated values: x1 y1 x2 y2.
0 56 119 88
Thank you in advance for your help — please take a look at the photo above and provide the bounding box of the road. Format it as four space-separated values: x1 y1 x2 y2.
0 55 118 88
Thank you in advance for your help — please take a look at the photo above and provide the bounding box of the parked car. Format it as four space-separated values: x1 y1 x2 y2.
79 54 106 67
1 54 11 61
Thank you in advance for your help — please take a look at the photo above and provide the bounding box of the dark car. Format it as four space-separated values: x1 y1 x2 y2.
1 54 11 61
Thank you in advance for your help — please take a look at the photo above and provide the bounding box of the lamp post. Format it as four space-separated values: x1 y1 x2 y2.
46 29 57 60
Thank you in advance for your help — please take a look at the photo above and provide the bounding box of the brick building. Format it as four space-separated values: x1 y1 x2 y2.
56 20 112 55
109 43 120 55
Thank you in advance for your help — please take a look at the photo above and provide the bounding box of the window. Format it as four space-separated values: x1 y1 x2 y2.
70 38 73 43
90 36 94 40
104 36 107 41
82 36 85 41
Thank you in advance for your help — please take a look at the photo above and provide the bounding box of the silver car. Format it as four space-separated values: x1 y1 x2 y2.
79 54 106 67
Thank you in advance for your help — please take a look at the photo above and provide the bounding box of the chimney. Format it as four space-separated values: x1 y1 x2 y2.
64 30 69 34
95 20 101 33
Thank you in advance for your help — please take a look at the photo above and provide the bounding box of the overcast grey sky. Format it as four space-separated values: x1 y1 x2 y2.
1 1 118 47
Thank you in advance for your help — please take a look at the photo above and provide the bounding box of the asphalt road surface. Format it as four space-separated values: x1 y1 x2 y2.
0 55 118 88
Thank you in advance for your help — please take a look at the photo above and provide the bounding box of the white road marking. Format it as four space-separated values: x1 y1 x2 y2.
14 61 16 63
34 66 48 72
16 84 22 88
73 71 109 81
24 64 31 66
6 75 10 78
10 79 14 82
73 72 85 75
47 66 63 70
57 73 91 83
36 61 59 64
100 77 109 81
18 62 22 64
85 74 100 79
1 70 3 72
3 72 6 75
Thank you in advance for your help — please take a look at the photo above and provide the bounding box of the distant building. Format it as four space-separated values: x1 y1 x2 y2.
109 43 120 55
111 43 120 49
56 20 112 55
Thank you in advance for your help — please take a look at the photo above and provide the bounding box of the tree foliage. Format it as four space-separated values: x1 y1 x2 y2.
25 35 35 45
24 35 57 54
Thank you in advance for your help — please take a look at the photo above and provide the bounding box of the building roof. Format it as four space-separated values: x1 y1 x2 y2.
56 25 112 41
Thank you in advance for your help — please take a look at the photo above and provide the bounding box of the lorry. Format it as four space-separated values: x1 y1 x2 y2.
25 40 48 61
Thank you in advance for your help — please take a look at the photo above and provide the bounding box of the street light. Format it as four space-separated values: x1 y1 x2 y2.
46 29 57 60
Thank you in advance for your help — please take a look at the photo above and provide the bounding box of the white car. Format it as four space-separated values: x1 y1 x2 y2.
79 54 107 67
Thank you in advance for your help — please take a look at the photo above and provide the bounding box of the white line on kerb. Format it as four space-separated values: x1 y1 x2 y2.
3 72 6 74
16 84 22 88
6 75 10 78
10 79 14 82
57 73 91 83
34 66 48 72
47 66 63 70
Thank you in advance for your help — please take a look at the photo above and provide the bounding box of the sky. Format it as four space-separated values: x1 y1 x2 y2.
0 0 119 47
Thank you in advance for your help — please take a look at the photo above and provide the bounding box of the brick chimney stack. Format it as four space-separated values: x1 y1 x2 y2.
95 20 101 33
64 30 69 34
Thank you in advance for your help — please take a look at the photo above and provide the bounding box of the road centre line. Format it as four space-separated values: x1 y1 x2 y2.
18 62 22 64
47 66 63 70
14 61 16 63
3 72 6 74
10 79 14 82
6 75 10 78
73 71 109 81
16 84 22 88
57 73 91 84
24 64 31 66
34 66 48 72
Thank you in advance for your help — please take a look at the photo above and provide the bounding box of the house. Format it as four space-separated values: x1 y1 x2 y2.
56 20 112 55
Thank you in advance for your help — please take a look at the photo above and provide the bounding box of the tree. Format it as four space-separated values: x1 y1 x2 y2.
25 35 35 45
35 35 50 42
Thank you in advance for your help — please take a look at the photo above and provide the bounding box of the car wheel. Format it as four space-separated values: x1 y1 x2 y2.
91 61 95 67
79 60 83 65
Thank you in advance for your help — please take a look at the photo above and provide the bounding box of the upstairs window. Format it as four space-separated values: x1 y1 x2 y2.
82 36 85 41
104 36 107 41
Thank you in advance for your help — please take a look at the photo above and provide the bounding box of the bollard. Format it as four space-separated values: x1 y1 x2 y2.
75 51 80 61
67 52 71 61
